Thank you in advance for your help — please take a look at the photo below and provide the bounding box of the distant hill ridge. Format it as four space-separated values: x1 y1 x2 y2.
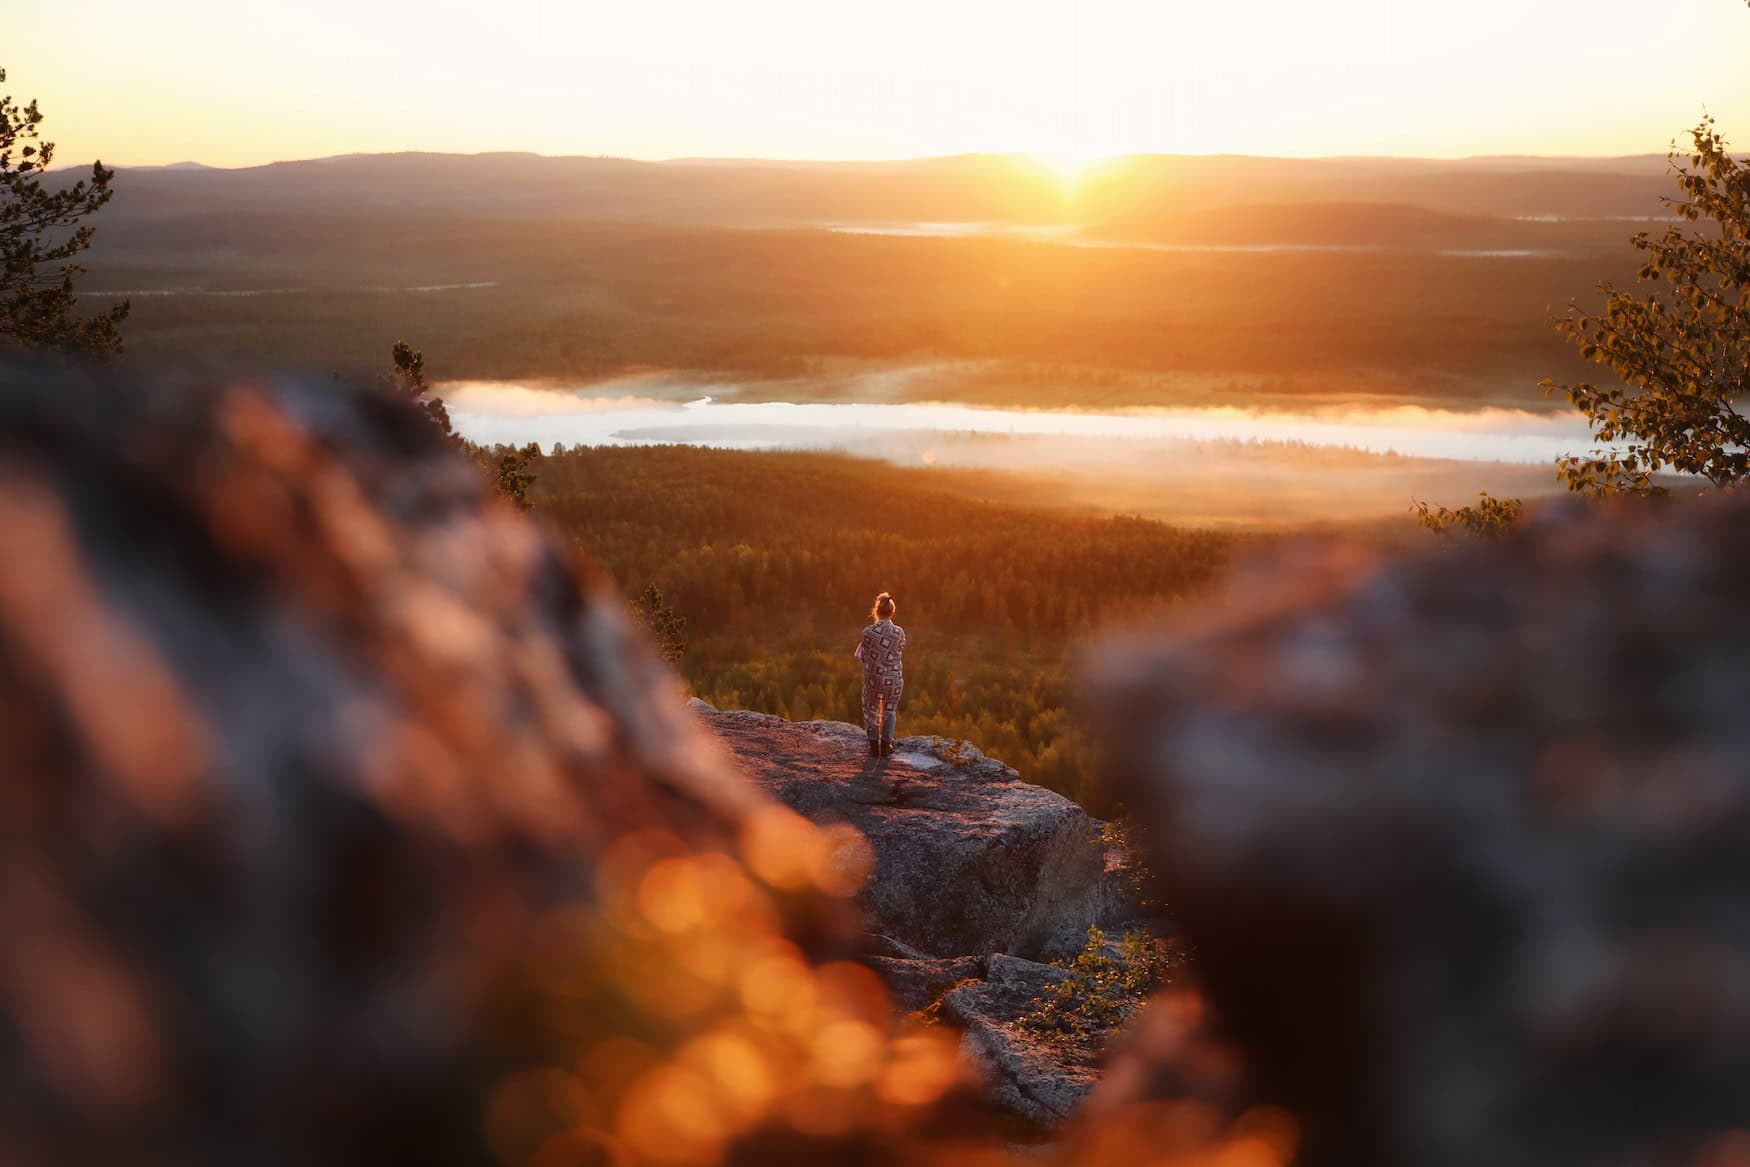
105 147 1673 173
81 147 1678 226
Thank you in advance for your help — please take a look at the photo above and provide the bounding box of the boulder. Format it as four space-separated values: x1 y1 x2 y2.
699 706 1123 961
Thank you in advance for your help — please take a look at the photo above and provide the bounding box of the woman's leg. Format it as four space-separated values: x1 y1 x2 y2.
862 682 881 750
881 684 901 751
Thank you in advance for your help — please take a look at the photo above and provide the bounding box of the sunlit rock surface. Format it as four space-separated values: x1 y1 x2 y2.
1086 497 1750 1167
697 705 1142 963
0 363 975 1167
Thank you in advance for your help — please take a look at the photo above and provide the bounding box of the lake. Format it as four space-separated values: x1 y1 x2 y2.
444 378 1603 465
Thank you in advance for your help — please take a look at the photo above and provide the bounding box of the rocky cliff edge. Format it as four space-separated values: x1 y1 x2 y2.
694 701 1155 1126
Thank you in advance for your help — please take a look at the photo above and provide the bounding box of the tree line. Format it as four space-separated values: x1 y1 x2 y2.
536 446 1237 643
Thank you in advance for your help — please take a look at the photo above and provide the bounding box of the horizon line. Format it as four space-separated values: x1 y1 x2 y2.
77 145 1683 174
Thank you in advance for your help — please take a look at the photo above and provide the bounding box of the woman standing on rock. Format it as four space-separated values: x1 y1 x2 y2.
854 592 906 757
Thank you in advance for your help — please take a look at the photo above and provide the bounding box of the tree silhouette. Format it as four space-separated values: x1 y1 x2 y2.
494 443 540 510
379 340 453 435
1544 117 1750 494
378 340 540 507
0 68 128 355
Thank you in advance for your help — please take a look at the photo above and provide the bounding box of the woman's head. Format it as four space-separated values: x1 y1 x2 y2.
872 592 896 621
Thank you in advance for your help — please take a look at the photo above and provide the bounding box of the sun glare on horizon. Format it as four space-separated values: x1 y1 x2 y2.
10 0 1750 168
1033 150 1114 197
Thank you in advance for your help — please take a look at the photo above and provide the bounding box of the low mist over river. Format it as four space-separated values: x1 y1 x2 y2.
445 370 1609 526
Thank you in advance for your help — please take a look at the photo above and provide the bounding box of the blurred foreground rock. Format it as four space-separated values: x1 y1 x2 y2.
1087 499 1750 1167
13 360 1750 1167
0 363 978 1167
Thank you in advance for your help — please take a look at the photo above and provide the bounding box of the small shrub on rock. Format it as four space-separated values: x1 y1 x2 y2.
1118 929 1174 994
1020 925 1178 1043
1101 819 1168 913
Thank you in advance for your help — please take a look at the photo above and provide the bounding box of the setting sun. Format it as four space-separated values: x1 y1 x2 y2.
1033 150 1112 196
9 0 1749 166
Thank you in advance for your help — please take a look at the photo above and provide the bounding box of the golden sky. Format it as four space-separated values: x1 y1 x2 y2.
13 0 1750 167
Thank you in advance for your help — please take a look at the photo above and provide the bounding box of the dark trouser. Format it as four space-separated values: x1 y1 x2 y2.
863 679 901 744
